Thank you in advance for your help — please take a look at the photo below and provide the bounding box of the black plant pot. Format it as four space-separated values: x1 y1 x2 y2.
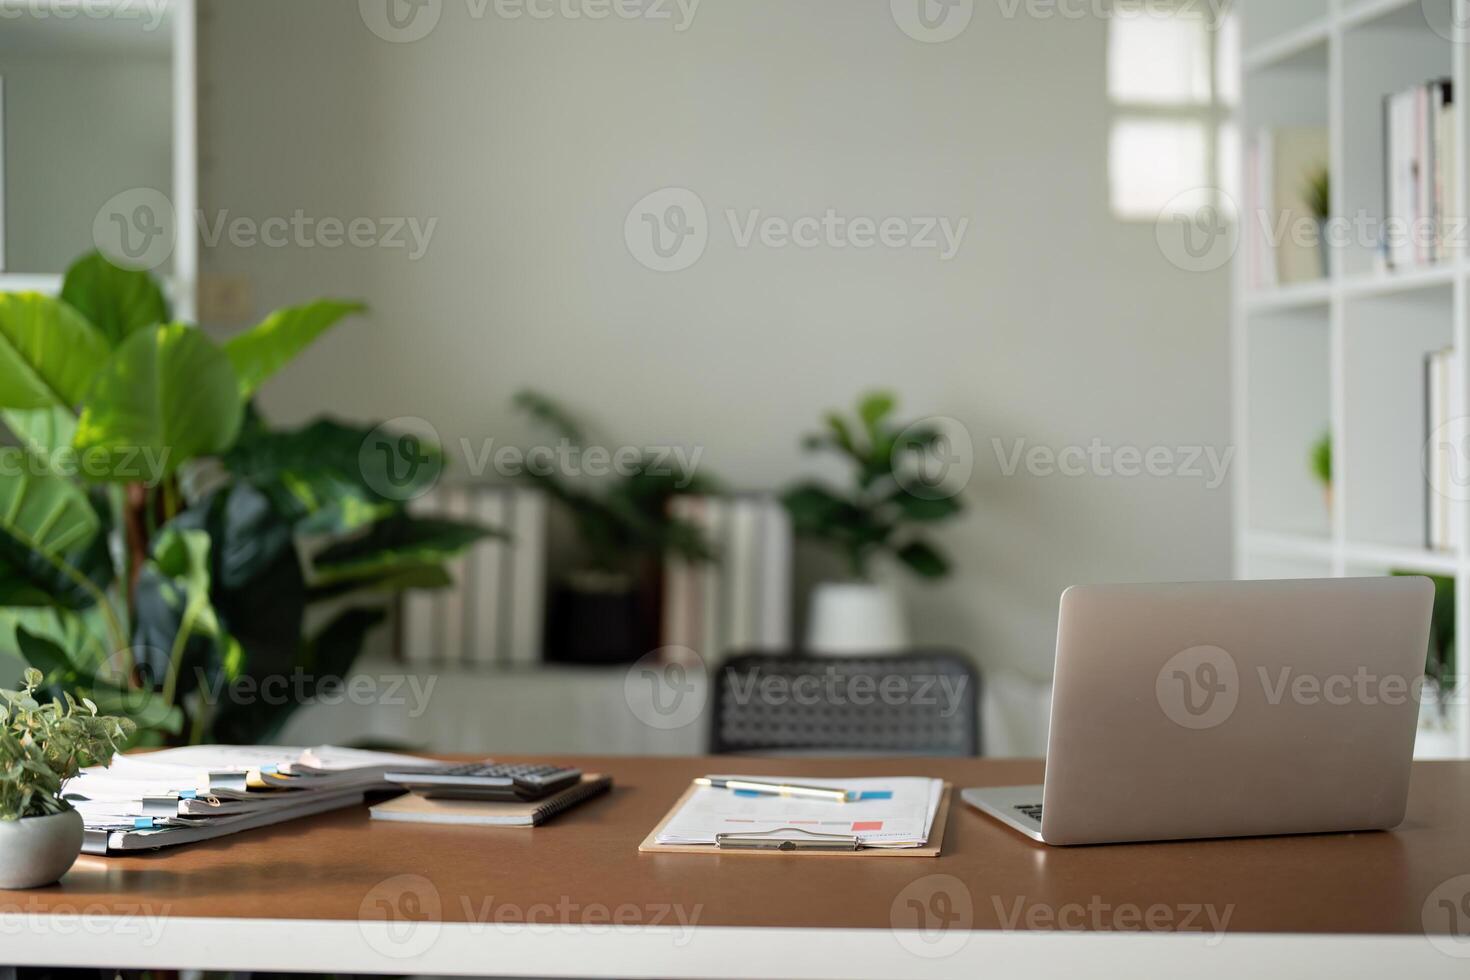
545 578 655 666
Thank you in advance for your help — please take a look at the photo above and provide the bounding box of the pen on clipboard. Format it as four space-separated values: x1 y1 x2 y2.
694 776 851 803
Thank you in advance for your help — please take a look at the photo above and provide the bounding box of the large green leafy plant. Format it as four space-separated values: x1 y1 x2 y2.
513 389 717 576
1 669 134 819
782 391 964 581
0 252 487 745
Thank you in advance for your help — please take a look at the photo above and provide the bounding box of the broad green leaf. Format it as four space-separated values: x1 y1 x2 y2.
301 606 388 677
513 389 587 445
170 482 307 685
889 490 963 522
0 467 99 567
0 468 100 599
222 417 434 533
152 527 220 636
2 407 78 462
0 293 110 411
14 626 75 686
60 251 170 347
310 515 492 585
858 391 896 435
88 683 184 736
210 606 385 745
73 324 244 480
823 412 859 457
224 300 365 398
132 527 227 704
306 562 452 603
896 539 949 579
781 482 857 535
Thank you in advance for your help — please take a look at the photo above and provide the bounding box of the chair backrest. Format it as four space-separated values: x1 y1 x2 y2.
709 651 981 756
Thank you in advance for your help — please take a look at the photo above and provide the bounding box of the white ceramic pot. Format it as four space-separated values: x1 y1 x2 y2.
0 808 84 889
804 582 909 655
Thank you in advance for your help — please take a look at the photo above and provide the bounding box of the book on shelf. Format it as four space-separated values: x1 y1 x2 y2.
661 494 792 662
1425 346 1462 552
401 484 548 666
1383 78 1455 272
1245 126 1328 289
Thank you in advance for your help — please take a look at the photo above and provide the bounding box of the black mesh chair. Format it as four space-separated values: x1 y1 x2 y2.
709 651 981 756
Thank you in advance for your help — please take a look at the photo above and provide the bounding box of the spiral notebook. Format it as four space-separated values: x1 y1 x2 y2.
369 774 612 826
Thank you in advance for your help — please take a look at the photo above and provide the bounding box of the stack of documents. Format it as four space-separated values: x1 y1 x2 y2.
65 745 447 854
655 776 944 849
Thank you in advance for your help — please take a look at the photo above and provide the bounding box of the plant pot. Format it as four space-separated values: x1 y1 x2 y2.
804 582 909 656
545 571 657 666
0 808 83 889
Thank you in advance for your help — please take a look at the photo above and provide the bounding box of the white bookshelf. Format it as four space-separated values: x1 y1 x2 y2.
1235 0 1470 758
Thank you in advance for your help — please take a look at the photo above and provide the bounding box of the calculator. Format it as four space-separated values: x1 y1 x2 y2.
384 761 583 801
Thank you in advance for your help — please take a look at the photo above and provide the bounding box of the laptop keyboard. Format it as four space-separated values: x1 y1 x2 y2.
1015 803 1043 822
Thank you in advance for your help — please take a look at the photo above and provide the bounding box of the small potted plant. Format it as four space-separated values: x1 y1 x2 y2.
1304 166 1330 279
513 390 718 664
0 669 135 888
1311 430 1332 517
782 392 964 654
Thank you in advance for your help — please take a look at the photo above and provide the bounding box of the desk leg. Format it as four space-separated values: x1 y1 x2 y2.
0 967 14 980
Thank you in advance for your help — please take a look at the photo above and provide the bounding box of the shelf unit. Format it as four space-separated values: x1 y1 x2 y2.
1236 0 1470 758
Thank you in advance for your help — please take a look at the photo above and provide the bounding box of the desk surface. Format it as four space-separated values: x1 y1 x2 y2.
5 756 1470 978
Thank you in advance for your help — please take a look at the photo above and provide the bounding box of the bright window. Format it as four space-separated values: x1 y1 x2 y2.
1107 2 1236 221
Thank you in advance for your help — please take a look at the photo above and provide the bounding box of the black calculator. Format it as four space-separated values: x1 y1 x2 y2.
384 761 583 801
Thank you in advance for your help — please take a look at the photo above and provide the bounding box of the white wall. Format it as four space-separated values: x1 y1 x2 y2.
196 0 1232 689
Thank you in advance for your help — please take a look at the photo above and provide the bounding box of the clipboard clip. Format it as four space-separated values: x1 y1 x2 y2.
714 827 861 851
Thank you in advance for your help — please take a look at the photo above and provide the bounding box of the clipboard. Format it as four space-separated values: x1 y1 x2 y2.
638 782 952 857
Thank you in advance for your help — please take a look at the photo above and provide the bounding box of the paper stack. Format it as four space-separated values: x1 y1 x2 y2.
655 776 944 849
65 745 448 854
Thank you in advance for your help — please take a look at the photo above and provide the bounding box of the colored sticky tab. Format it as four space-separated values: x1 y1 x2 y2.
851 821 885 832
133 817 156 830
852 791 893 801
732 789 763 798
262 765 278 774
180 790 196 799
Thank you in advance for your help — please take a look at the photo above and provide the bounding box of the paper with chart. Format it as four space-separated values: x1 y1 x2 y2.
656 776 944 848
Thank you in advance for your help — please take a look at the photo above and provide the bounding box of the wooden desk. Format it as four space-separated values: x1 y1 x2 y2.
3 756 1470 978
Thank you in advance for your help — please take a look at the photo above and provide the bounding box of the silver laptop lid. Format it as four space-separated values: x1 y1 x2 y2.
1041 577 1433 845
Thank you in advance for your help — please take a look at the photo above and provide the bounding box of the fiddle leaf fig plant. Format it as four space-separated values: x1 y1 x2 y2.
0 251 491 746
1 668 135 820
783 391 964 581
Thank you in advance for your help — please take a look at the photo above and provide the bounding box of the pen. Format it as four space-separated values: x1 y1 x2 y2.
694 776 851 803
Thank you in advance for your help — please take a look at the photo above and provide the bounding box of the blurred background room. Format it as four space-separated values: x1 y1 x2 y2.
4 0 1459 763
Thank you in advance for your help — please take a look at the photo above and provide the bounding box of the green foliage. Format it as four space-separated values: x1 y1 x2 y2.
1310 431 1332 487
73 323 245 480
513 389 716 575
0 668 134 820
1391 571 1455 688
224 414 438 534
782 391 964 581
0 252 492 746
60 252 169 347
224 299 366 398
1303 166 1331 223
0 293 110 411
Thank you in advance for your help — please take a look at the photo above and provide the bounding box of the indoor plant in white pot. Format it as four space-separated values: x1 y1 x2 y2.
782 392 964 654
0 668 134 888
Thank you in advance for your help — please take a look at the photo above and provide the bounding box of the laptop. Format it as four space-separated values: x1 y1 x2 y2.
964 576 1435 845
